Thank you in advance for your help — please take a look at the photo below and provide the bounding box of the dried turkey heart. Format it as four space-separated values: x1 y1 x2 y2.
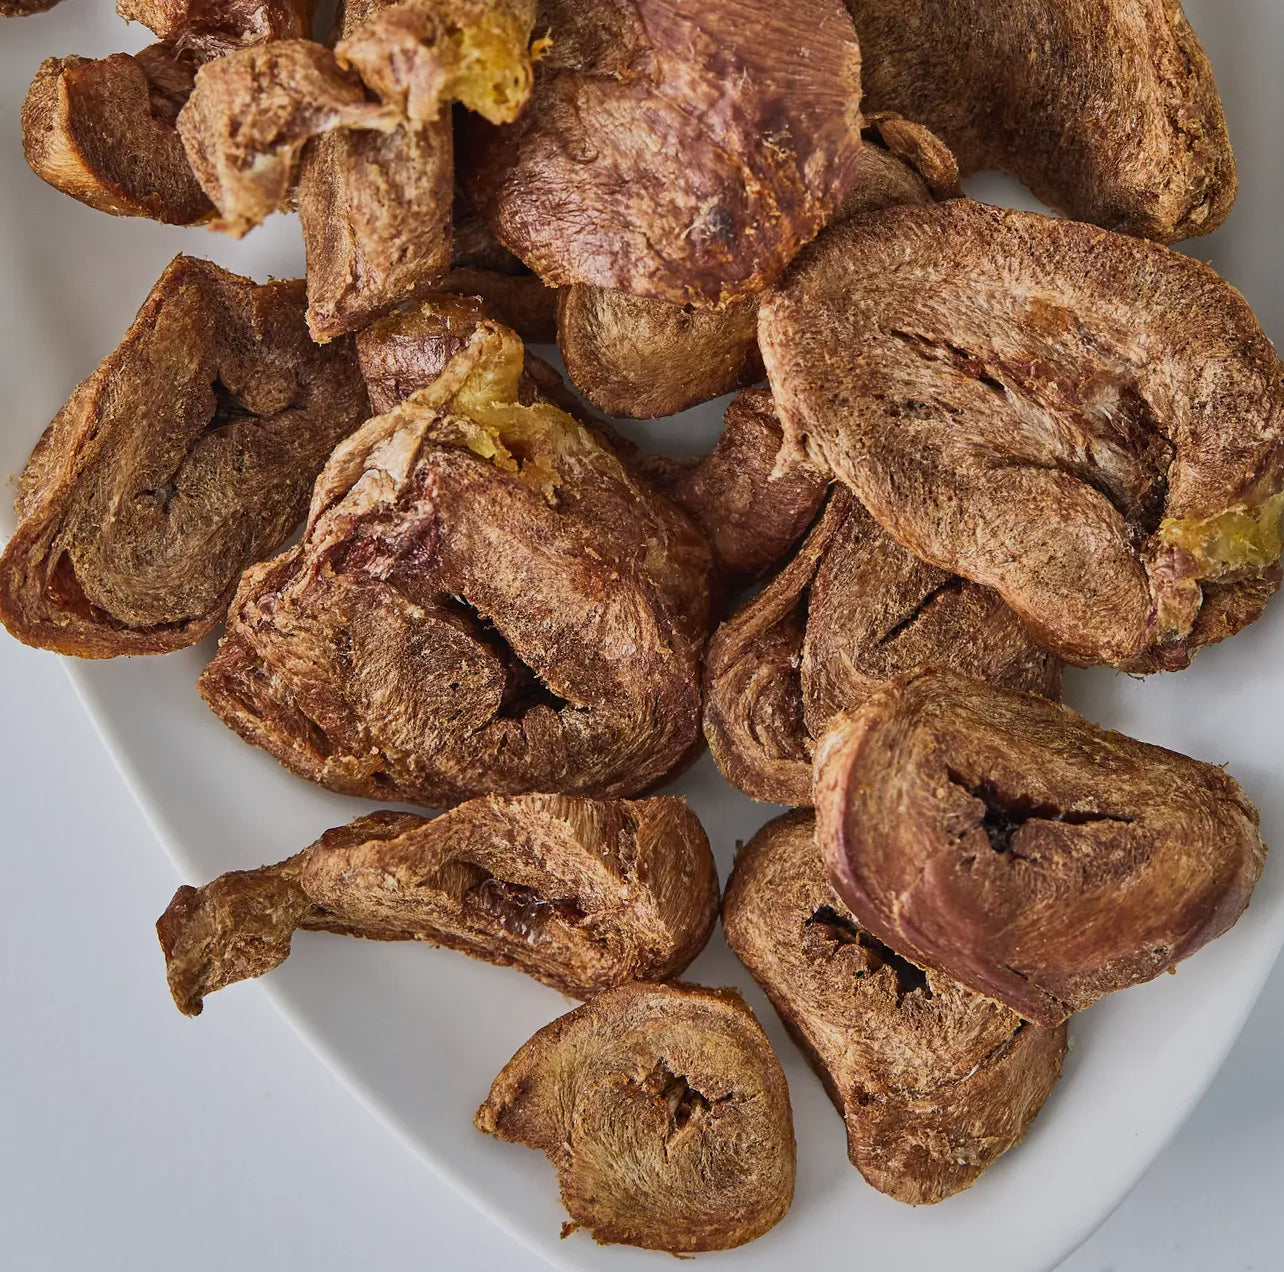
0 255 369 658
298 0 539 340
178 40 399 238
117 0 315 52
158 795 717 1014
476 981 795 1252
553 112 953 420
199 307 712 805
842 0 1236 242
460 0 864 306
2 0 65 12
814 669 1267 1027
22 44 212 225
723 811 1066 1204
760 202 1284 669
703 468 1060 807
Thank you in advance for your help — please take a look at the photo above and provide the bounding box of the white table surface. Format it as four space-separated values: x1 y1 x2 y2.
1 635 1281 1272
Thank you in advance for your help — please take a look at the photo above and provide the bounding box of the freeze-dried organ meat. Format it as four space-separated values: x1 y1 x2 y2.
476 981 795 1251
22 45 212 225
440 268 557 344
2 0 65 12
842 0 1235 242
298 0 539 339
703 485 1061 806
178 41 398 237
554 112 953 420
460 0 865 306
648 388 829 594
200 310 712 805
116 0 315 52
760 202 1284 669
723 811 1066 1204
158 795 718 1014
0 255 369 658
814 669 1267 1026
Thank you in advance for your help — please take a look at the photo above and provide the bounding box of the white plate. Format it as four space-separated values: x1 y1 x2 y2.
2 6 1282 1270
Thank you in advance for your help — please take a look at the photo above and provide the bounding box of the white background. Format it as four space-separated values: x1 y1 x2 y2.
2 637 1282 1271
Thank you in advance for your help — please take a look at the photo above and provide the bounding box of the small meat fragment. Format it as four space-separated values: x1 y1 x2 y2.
723 811 1066 1204
814 669 1267 1026
157 795 717 1014
476 981 795 1251
461 0 865 306
554 113 953 419
704 476 1060 806
178 40 398 237
199 305 711 804
760 202 1284 669
842 0 1236 242
0 255 370 657
647 388 830 593
297 0 538 339
2 0 67 13
22 45 212 225
117 0 315 53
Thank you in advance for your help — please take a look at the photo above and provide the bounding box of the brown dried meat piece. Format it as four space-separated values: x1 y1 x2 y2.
439 267 557 344
646 388 829 594
158 795 717 1014
0 255 369 658
475 981 795 1251
815 669 1267 1026
178 40 398 238
842 0 1235 242
117 0 315 53
199 307 711 804
723 810 1066 1204
553 113 953 420
2 0 66 12
704 478 1060 806
760 202 1284 669
22 45 212 225
297 0 538 339
460 0 864 307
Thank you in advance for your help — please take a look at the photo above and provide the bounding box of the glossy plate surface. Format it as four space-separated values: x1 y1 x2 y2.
2 5 1281 1269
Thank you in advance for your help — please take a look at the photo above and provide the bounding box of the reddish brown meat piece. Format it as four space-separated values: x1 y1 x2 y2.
117 0 315 53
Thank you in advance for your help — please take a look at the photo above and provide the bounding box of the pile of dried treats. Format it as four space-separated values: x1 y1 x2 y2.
3 0 1280 1254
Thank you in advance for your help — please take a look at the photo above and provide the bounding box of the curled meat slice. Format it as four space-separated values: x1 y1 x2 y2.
553 112 952 419
22 44 212 225
475 981 795 1252
298 0 538 339
646 388 829 594
460 0 864 307
814 669 1267 1026
157 795 717 1014
723 811 1066 1204
178 41 399 237
704 482 1060 806
199 307 711 804
760 202 1284 669
842 0 1235 242
116 0 315 52
0 255 369 657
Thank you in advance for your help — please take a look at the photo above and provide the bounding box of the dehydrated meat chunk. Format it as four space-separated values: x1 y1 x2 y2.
723 810 1066 1204
475 981 795 1251
297 0 538 339
178 40 399 238
22 45 212 225
704 479 1060 806
199 307 711 804
760 202 1284 669
158 795 717 1014
647 388 829 593
117 0 315 53
842 0 1236 242
814 669 1267 1026
2 0 66 13
553 112 953 420
460 0 864 307
0 255 369 658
